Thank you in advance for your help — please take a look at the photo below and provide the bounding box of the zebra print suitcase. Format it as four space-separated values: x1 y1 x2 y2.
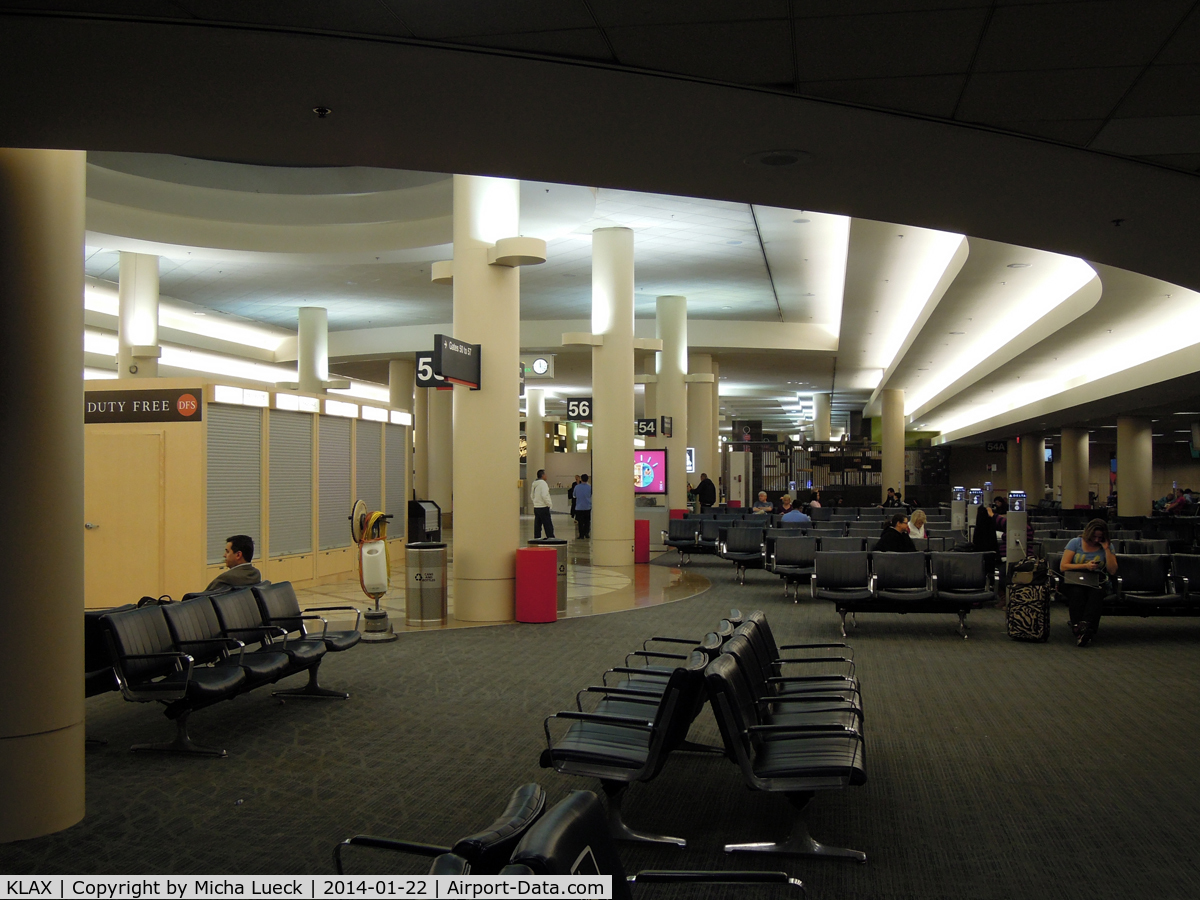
1006 558 1050 642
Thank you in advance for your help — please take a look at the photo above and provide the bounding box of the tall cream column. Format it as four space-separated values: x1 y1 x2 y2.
1007 439 1022 493
687 353 714 485
1117 417 1153 517
452 175 521 620
525 388 546 510
297 307 330 393
880 389 905 501
0 148 86 842
591 227 635 567
642 353 658 428
656 295 688 510
413 383 429 499
712 359 721 490
117 251 160 378
814 392 832 442
1060 427 1090 510
427 386 453 523
1021 433 1046 502
389 359 415 511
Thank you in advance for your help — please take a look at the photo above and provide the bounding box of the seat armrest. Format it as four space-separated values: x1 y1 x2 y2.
267 613 328 640
630 871 803 892
747 723 860 735
303 605 363 631
643 636 698 649
112 652 195 702
779 642 849 651
333 836 452 875
603 667 671 685
577 686 661 710
175 637 246 666
625 649 686 666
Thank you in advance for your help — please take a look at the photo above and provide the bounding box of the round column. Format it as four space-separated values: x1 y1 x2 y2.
711 359 721 495
389 359 415 512
591 227 635 567
0 148 86 842
1060 427 1090 510
1021 433 1046 503
117 251 159 378
427 385 453 524
642 353 657 428
814 392 832 442
451 175 521 621
525 388 546 512
297 307 330 393
687 353 714 487
880 389 905 502
1007 439 1022 493
413 381 429 499
1117 417 1153 517
656 295 688 511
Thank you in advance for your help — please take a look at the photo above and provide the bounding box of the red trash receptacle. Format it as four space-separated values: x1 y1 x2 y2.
634 519 650 563
516 547 558 623
669 508 687 520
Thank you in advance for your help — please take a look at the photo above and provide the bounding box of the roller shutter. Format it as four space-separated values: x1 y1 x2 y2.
385 423 407 519
319 415 352 550
269 410 313 557
207 404 262 565
356 421 382 513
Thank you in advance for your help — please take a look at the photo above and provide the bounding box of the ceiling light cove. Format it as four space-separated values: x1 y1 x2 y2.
754 206 850 335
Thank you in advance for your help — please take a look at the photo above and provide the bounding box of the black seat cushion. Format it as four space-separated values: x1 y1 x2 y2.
754 735 867 784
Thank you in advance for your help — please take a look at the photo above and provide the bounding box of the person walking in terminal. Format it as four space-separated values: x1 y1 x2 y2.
1061 519 1117 648
532 469 555 539
695 472 717 511
752 491 774 513
567 474 580 520
205 534 262 591
874 514 917 553
573 474 592 539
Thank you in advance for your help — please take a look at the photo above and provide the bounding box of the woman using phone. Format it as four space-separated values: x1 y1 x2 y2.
1060 519 1118 647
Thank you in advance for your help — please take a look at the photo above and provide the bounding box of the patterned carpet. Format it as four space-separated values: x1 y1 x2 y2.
5 555 1200 899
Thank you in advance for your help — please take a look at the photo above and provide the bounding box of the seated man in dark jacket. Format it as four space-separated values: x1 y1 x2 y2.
205 533 263 591
874 514 917 553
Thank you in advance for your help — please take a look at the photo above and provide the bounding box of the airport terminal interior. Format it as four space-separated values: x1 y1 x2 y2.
3 3 1200 898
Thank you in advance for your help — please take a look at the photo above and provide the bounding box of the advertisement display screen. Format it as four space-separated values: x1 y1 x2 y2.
634 449 668 494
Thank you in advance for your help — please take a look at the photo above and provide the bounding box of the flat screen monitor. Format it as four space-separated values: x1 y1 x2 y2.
633 449 668 494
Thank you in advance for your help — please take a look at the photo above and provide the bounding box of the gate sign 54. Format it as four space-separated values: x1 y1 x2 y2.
567 397 592 421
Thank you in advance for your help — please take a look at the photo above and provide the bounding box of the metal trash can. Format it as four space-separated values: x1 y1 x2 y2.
405 542 447 626
528 537 569 614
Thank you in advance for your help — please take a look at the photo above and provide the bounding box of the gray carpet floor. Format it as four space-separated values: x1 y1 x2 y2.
4 556 1200 900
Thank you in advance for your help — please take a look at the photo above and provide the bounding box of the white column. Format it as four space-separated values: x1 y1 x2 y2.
297 307 330 393
1060 427 1090 510
712 359 721 495
1007 439 1022 493
880 389 904 501
642 353 657 428
814 392 832 442
0 148 86 842
413 382 429 500
525 388 546 512
591 227 635 567
389 359 415 514
1021 433 1046 502
687 353 714 488
452 175 521 621
1117 417 1153 517
656 295 688 510
117 251 159 378
427 386 453 523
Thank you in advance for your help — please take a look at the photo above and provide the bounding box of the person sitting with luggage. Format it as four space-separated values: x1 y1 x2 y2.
779 495 811 525
204 534 263 591
1060 519 1117 647
874 514 917 552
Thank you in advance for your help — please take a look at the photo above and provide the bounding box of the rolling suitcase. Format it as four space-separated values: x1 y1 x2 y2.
1006 557 1050 642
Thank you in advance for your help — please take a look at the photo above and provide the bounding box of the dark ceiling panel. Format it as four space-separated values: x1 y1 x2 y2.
796 74 966 118
973 0 1189 72
984 118 1107 144
176 1 409 34
606 20 793 85
796 0 986 13
1133 152 1200 171
456 28 613 62
956 67 1140 122
589 0 786 28
793 8 989 81
1113 64 1200 118
1156 4 1200 64
386 0 595 40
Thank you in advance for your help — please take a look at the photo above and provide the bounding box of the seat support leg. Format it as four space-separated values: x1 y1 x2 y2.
131 710 227 757
838 610 848 638
602 782 686 847
725 793 865 863
274 664 350 700
958 611 969 640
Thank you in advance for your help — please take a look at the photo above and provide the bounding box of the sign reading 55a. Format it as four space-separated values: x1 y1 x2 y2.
566 397 592 421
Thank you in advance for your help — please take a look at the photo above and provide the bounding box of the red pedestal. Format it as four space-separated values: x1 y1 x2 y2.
728 500 742 507
634 519 650 563
516 547 558 623
669 508 687 520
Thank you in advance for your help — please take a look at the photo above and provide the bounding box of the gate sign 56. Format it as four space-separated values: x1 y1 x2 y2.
566 397 592 421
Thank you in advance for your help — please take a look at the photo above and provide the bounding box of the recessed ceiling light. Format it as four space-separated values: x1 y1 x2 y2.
1007 263 1031 268
744 149 811 167
793 218 811 224
726 240 743 245
722 306 733 309
949 331 965 335
801 292 815 297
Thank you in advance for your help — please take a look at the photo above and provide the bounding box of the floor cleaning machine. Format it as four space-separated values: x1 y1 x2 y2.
350 499 397 642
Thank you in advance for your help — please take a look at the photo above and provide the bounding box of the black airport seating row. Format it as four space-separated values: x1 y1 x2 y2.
96 581 361 756
1045 553 1200 619
539 610 868 863
335 785 805 897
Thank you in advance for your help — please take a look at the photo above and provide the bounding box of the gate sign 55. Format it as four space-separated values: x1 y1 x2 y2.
567 397 593 421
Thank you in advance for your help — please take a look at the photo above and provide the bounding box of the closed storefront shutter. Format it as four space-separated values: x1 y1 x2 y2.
356 421 382 512
385 423 407 518
269 410 313 557
319 415 352 550
207 404 262 565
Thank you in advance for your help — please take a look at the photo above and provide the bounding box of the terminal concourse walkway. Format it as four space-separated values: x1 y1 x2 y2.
12 545 1200 898
295 511 709 630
